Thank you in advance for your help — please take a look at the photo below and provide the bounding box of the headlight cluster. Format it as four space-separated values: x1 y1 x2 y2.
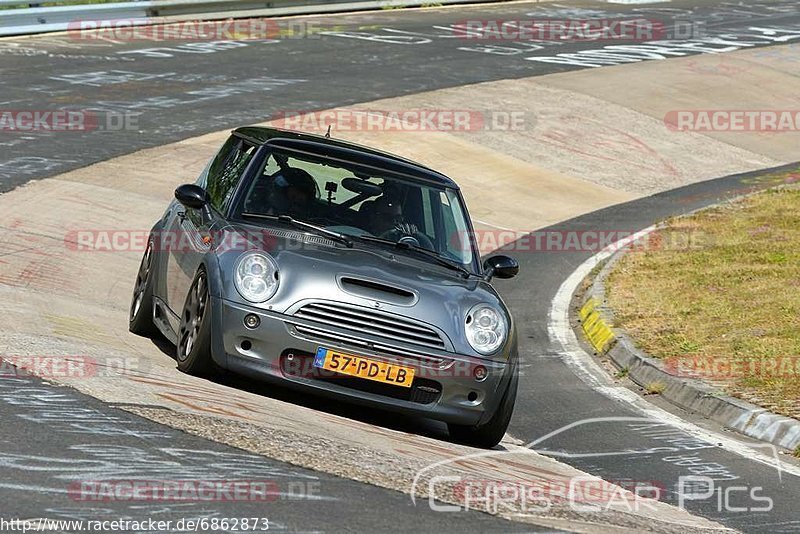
465 304 507 355
234 252 279 303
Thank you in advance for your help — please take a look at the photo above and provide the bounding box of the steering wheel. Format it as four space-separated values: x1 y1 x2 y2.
379 228 435 250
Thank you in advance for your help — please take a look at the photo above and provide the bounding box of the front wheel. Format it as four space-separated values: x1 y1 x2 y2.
177 269 216 376
448 370 518 448
129 242 158 337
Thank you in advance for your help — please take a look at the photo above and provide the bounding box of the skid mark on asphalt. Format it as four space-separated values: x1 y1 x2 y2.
537 117 681 179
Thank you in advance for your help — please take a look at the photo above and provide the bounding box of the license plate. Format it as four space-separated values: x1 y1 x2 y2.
313 347 415 388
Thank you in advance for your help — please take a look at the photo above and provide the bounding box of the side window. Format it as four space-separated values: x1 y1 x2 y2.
207 136 256 213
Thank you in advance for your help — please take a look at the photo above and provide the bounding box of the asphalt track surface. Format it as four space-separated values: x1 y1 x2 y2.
2 0 800 190
0 373 543 533
2 0 800 532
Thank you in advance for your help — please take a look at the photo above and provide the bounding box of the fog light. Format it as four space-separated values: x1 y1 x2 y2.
473 365 488 382
244 314 260 329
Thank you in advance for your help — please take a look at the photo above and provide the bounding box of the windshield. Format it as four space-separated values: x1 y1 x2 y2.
233 148 476 269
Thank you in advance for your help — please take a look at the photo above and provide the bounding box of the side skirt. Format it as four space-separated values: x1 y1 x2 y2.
153 297 179 346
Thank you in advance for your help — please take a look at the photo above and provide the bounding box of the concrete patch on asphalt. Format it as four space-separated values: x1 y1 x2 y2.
541 45 800 165
346 78 776 196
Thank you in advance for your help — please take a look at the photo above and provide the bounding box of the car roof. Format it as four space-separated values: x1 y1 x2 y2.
233 126 458 188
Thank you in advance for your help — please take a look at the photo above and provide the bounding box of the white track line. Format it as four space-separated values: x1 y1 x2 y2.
547 226 800 479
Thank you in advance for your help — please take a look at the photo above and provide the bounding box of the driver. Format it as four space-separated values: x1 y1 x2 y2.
268 168 317 218
369 195 435 250
370 196 404 236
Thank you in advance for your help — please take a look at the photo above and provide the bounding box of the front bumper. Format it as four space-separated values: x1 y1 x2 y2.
210 297 514 426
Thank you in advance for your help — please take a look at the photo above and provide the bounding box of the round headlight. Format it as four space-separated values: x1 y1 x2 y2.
465 305 507 355
234 252 279 303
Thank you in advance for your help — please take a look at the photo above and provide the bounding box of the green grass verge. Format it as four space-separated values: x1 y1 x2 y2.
607 184 800 417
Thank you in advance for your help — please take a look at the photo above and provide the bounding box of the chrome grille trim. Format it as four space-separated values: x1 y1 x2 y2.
293 301 446 350
289 323 452 369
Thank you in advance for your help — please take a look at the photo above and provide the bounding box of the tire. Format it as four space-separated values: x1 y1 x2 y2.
448 368 518 448
176 268 216 376
129 241 158 337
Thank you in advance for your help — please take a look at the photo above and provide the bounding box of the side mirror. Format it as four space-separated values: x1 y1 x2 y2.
175 184 211 209
483 255 519 280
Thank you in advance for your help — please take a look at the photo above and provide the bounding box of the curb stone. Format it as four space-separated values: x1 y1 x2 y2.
577 233 800 453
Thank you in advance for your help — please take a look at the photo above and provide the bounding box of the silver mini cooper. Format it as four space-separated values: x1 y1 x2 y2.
130 127 520 447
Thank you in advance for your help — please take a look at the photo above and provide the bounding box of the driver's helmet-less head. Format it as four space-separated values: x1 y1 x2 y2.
371 197 403 234
271 168 317 215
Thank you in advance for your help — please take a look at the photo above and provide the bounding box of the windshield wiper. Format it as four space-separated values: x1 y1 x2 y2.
240 213 353 248
357 236 474 278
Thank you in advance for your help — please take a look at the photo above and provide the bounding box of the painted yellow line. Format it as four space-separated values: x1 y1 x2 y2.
580 297 615 353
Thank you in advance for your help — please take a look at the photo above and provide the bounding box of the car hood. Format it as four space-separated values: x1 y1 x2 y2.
214 222 511 354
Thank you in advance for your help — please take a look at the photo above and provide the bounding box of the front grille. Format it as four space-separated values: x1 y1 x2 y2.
280 351 442 405
290 323 450 368
293 301 446 351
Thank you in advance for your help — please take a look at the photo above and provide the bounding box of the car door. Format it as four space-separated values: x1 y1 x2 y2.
164 135 257 324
